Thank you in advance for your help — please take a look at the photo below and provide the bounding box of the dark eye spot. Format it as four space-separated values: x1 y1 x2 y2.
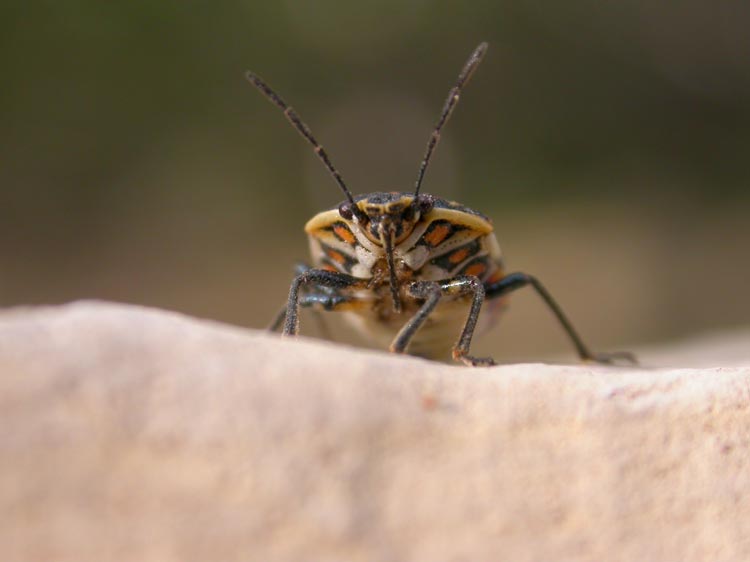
338 202 354 220
416 194 435 214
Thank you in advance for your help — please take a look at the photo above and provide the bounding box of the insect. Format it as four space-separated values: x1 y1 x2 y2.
247 42 635 366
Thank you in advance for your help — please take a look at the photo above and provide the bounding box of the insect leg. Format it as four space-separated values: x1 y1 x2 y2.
268 306 287 332
284 269 367 336
391 275 495 367
485 272 637 364
444 276 496 367
268 263 332 334
269 293 351 339
390 280 442 354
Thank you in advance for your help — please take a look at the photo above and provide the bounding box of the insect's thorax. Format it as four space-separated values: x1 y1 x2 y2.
305 192 505 287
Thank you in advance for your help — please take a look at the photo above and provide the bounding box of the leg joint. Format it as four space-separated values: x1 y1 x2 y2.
407 280 441 300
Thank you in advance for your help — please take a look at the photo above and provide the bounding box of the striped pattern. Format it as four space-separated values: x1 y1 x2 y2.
416 219 502 283
307 217 503 285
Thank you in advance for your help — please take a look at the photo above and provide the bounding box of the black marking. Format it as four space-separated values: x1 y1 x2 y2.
431 198 490 221
358 192 410 205
430 238 482 271
325 193 490 222
318 241 358 274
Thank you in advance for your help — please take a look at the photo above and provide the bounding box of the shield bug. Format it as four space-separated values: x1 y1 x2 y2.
247 42 635 366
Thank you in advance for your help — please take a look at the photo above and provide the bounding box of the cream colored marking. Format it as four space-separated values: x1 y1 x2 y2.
396 216 430 250
401 245 430 271
419 263 453 281
429 230 482 259
305 205 491 236
484 234 503 262
428 208 493 234
305 209 342 233
351 262 373 278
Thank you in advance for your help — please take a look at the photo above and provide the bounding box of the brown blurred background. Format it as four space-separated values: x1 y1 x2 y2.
2 2 749 361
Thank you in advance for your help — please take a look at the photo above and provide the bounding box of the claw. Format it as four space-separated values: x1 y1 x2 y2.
585 350 638 366
454 351 497 367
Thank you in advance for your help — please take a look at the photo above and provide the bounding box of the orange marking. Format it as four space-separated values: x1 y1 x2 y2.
322 263 338 272
424 224 451 247
333 224 356 244
464 262 487 278
448 247 470 264
485 269 505 284
327 249 347 265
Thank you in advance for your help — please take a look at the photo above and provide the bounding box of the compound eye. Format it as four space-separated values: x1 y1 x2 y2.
338 201 354 220
415 194 435 214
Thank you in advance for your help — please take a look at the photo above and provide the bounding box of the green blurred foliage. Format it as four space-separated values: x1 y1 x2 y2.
1 1 749 358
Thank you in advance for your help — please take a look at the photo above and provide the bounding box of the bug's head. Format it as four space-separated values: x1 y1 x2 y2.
338 192 435 245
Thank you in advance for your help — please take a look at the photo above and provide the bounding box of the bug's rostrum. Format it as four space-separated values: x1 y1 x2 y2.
380 221 403 313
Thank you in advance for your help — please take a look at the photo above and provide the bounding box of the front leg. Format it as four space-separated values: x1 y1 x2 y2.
283 268 368 336
390 275 495 367
268 263 344 334
268 263 314 332
268 293 355 337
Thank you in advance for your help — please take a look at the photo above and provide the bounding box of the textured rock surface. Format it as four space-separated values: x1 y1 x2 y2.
1 301 749 562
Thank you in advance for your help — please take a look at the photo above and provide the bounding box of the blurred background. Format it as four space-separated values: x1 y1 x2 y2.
1 1 749 361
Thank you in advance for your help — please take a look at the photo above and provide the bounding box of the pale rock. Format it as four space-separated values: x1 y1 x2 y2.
1 301 749 561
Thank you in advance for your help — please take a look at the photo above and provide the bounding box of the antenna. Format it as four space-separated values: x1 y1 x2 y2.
246 71 362 214
413 42 488 197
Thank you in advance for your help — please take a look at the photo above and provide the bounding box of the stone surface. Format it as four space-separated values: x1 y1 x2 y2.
1 301 749 562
